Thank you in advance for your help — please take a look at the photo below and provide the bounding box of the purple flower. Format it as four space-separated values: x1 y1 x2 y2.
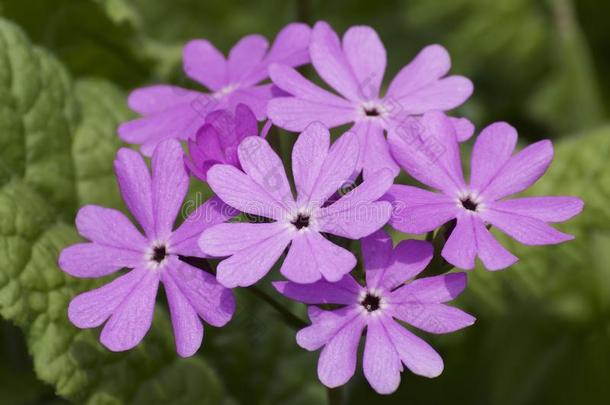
198 122 394 287
386 111 584 270
184 104 264 182
268 21 473 179
58 140 236 357
119 23 311 155
274 230 475 394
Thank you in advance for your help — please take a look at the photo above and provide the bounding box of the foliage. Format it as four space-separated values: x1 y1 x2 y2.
0 0 608 404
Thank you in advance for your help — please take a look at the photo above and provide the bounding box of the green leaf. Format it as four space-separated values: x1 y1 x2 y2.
72 79 132 210
0 0 153 88
203 288 325 405
0 19 223 404
528 0 604 135
0 319 53 404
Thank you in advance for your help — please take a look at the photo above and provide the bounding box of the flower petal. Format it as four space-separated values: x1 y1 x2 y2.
449 117 475 142
387 112 464 194
310 21 361 101
68 267 148 329
170 196 237 257
162 270 203 358
419 111 465 187
481 208 574 246
352 120 399 179
280 233 324 284
385 185 458 234
118 101 212 156
470 122 518 192
343 25 386 99
442 213 477 270
183 39 227 91
390 273 468 304
386 44 451 99
383 317 444 378
206 164 290 220
390 76 473 115
391 302 475 334
317 315 366 388
167 260 235 327
113 148 154 236
234 104 259 142
203 109 240 156
291 122 330 205
318 167 394 216
378 239 434 290
215 226 293 288
186 125 224 181
75 205 147 251
282 231 357 283
267 95 355 132
363 318 401 394
489 196 584 223
297 306 360 351
317 201 392 240
226 84 275 120
59 243 143 278
481 140 554 200
151 139 189 239
242 23 311 86
99 268 159 352
237 136 295 211
127 85 205 115
305 130 360 208
227 34 269 83
472 217 518 271
199 222 288 256
269 64 354 107
317 168 394 239
273 275 361 305
361 229 393 287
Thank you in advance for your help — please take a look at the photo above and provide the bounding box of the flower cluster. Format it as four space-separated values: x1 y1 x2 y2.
59 21 583 395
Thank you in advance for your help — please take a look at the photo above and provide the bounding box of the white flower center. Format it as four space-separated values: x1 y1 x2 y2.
145 241 171 270
286 207 319 233
358 288 388 317
358 100 388 120
456 191 485 214
214 83 238 99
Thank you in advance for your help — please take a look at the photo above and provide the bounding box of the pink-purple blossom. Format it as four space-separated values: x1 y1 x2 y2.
386 110 584 270
118 23 311 155
268 21 474 179
58 140 236 357
184 103 268 181
53 19 587 394
274 229 475 394
198 122 394 287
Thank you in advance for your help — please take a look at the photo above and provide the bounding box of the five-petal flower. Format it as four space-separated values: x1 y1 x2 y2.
119 23 311 155
59 140 236 356
386 111 584 270
184 103 265 181
268 21 473 179
274 229 475 394
199 122 394 287
54 20 585 387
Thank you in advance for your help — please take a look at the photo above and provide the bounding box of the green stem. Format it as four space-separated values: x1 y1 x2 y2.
246 285 307 330
417 222 456 278
326 386 343 405
296 0 312 23
179 256 307 330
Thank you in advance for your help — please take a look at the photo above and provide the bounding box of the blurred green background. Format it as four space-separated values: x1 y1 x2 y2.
0 0 609 404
